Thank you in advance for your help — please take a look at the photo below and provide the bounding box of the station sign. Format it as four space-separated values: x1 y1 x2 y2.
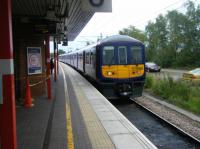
34 23 56 34
27 47 42 75
82 0 112 12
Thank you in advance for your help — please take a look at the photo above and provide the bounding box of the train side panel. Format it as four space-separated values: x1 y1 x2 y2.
84 47 97 80
77 51 82 72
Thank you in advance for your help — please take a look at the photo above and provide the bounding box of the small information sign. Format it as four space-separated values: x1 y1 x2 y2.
27 47 42 75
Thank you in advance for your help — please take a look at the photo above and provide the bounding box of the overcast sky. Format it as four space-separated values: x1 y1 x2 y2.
56 0 198 51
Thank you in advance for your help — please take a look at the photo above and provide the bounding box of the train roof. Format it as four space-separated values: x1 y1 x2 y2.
59 35 143 56
99 35 142 44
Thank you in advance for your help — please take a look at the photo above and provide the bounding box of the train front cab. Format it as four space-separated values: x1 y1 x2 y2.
96 42 145 99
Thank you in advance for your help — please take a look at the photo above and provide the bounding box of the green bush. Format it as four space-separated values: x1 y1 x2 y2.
144 75 154 89
174 81 190 102
152 76 173 99
145 74 200 114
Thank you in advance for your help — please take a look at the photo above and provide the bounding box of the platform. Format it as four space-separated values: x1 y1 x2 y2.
16 63 157 149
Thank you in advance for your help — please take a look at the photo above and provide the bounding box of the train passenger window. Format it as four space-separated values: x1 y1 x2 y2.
86 52 90 64
118 46 127 64
130 46 142 63
103 46 115 65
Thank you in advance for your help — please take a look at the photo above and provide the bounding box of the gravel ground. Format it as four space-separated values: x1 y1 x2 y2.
136 95 200 140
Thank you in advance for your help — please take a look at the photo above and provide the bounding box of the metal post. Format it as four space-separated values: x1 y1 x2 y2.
0 0 17 148
54 37 57 81
56 43 59 74
46 35 51 99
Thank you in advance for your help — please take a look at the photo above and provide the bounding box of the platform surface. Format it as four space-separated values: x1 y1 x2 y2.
60 63 157 149
16 63 157 149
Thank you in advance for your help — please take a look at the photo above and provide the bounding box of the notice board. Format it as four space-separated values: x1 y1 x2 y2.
27 47 42 75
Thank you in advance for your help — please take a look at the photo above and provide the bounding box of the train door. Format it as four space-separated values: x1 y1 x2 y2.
74 54 76 66
70 54 71 65
101 46 117 78
83 51 85 73
128 45 144 78
117 46 129 79
72 54 74 66
91 49 96 73
96 46 101 79
76 53 78 68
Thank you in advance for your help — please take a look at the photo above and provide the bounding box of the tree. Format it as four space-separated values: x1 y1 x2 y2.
145 21 157 61
119 0 200 68
58 49 66 55
50 49 66 57
184 1 200 66
166 10 187 66
119 25 145 42
145 15 170 67
145 1 200 68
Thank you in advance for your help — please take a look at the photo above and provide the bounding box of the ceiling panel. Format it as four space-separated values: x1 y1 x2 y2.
12 0 112 41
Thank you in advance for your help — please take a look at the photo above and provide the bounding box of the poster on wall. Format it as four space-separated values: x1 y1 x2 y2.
27 47 42 75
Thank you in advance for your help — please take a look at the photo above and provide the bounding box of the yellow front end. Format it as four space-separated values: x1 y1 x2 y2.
102 64 145 79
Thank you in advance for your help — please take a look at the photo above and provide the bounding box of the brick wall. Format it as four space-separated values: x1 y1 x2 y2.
13 23 48 99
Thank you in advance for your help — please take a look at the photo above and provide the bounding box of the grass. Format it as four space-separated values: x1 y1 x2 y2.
144 74 200 115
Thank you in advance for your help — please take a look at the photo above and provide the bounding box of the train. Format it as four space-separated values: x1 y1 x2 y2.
59 35 145 99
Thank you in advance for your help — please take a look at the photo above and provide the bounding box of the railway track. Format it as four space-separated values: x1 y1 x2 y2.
111 98 200 149
73 65 200 148
133 99 200 146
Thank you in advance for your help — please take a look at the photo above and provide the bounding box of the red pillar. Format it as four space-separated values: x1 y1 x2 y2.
46 35 52 99
56 43 59 74
0 0 17 148
54 37 57 81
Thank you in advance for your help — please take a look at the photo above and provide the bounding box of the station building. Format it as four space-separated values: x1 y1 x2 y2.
0 0 111 148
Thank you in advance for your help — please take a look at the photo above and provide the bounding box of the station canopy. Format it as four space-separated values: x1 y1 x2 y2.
12 0 112 42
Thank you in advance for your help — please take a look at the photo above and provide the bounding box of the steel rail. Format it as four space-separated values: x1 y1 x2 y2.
130 98 200 145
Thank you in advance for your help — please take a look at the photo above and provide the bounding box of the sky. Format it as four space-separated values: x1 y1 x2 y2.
55 0 199 52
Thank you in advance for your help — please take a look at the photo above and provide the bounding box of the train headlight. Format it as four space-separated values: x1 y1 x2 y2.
107 71 113 76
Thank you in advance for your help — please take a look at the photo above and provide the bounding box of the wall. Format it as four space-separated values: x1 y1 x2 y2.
13 22 47 99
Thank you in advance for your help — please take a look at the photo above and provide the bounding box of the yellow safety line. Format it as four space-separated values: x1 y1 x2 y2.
66 104 74 149
60 64 74 149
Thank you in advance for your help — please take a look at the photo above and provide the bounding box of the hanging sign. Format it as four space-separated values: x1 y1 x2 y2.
27 47 42 75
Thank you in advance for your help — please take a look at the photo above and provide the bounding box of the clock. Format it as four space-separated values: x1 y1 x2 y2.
89 0 104 7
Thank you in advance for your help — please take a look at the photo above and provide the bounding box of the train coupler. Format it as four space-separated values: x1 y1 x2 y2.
116 83 133 97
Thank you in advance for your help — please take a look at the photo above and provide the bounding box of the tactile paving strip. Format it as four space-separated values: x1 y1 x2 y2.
63 65 115 149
